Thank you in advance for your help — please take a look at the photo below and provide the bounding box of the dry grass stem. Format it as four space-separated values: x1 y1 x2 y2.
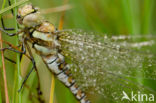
0 31 10 103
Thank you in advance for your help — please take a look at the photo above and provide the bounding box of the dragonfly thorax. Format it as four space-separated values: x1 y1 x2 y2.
17 5 60 56
31 21 60 55
18 21 60 56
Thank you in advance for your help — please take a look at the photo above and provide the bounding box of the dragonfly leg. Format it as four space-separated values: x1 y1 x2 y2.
25 42 43 98
4 56 16 64
18 41 42 98
0 42 26 64
0 27 18 36
1 0 15 31
0 40 24 63
0 39 39 94
1 18 15 31
27 55 43 100
1 40 37 93
7 0 14 15
3 44 26 64
18 57 36 92
0 46 25 54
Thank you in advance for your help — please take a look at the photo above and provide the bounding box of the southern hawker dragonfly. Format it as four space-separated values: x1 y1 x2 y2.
0 2 156 103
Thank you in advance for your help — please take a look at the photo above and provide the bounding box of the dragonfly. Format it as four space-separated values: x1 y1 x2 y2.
0 2 156 103
0 4 90 103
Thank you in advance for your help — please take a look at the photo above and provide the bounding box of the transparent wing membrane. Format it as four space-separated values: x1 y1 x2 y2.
59 29 156 102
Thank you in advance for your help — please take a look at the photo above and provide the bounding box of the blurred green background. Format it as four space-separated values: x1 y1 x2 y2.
0 0 156 103
29 0 156 35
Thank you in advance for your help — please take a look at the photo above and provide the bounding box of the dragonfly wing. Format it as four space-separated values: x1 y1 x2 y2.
58 29 156 102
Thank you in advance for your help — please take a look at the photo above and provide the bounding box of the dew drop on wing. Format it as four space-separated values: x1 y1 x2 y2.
58 29 156 102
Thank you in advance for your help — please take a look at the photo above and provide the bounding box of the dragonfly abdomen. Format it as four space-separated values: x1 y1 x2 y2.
42 53 90 103
30 21 90 103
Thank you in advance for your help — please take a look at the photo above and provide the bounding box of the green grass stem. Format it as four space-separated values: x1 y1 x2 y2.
141 0 153 34
0 87 2 103
0 0 29 15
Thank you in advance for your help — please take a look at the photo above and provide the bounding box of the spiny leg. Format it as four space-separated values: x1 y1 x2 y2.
25 42 42 95
1 0 15 31
0 39 38 92
0 40 37 92
0 36 26 72
0 46 25 54
0 32 39 93
4 43 24 64
0 42 27 66
0 16 22 64
0 39 24 63
17 57 36 92
18 41 37 88
18 41 43 102
0 27 22 36
0 40 35 92
7 0 14 14
1 18 15 31
4 56 16 64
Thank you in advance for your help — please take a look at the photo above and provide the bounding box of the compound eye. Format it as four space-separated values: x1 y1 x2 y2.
33 7 39 12
17 14 21 19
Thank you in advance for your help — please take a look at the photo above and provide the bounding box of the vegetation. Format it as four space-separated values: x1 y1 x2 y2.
0 0 156 103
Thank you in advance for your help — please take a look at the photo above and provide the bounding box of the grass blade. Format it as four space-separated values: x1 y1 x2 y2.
0 0 29 15
141 0 153 34
9 0 22 103
0 86 2 103
0 0 10 102
0 31 10 103
49 74 55 103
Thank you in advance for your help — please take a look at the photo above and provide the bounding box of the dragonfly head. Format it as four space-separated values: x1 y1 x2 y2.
17 4 42 27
